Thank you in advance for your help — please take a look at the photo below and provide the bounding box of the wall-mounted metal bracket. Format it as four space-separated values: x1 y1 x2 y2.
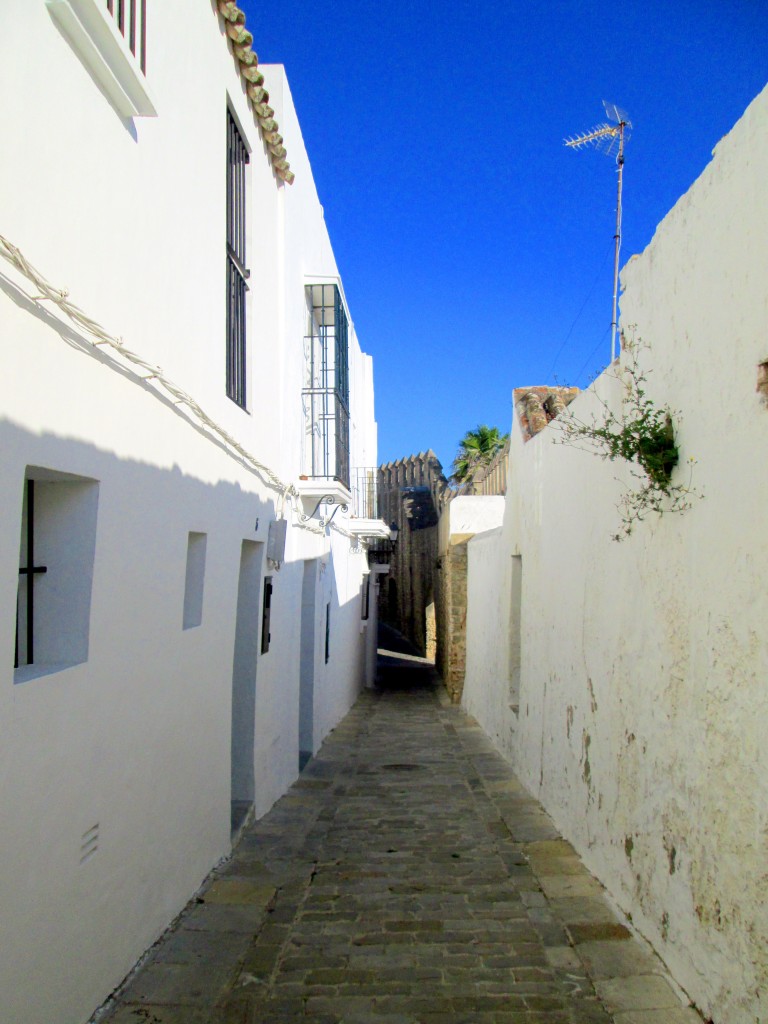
300 494 349 528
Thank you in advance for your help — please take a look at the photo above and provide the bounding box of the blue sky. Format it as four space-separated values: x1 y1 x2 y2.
241 0 768 474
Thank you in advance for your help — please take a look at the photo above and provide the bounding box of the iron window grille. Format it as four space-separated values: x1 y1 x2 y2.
324 602 331 663
226 110 250 409
261 576 273 653
302 284 350 488
351 468 378 518
15 480 47 668
106 0 147 73
367 538 395 566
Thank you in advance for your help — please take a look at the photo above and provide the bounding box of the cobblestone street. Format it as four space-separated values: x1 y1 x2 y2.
100 637 699 1024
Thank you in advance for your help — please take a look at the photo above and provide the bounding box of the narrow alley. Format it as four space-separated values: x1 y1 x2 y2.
99 634 699 1024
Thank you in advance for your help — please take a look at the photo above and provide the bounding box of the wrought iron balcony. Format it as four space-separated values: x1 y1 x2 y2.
351 468 378 520
302 284 350 489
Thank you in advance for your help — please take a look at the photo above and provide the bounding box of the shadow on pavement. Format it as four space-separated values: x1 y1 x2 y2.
376 622 438 691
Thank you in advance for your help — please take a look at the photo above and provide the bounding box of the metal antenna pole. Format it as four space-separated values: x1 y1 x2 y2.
610 122 625 362
564 102 632 366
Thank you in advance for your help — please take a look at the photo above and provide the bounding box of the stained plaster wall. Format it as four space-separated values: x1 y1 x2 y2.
0 4 376 1022
462 84 768 1024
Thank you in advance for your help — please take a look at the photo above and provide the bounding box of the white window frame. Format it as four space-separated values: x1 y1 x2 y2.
46 0 157 117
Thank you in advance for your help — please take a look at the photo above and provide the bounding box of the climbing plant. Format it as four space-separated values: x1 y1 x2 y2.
556 333 699 540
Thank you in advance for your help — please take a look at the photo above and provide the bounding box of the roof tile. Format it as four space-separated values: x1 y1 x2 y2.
217 0 293 182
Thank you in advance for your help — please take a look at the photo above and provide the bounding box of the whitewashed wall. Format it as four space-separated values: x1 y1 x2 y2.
438 496 506 550
463 84 768 1024
0 4 377 1022
464 522 517 754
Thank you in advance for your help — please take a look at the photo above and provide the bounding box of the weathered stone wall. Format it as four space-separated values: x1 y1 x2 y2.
377 450 505 691
435 540 468 701
424 601 437 661
377 452 449 655
387 523 438 655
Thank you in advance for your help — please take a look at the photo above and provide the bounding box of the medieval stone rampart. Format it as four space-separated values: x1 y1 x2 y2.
377 452 449 655
378 447 510 692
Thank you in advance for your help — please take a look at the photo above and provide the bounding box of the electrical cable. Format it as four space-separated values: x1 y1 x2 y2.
0 232 334 534
574 326 612 386
547 239 614 382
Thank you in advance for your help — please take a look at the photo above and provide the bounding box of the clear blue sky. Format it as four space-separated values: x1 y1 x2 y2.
241 0 767 474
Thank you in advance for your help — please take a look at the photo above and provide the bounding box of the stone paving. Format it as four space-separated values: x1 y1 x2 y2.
98 637 701 1024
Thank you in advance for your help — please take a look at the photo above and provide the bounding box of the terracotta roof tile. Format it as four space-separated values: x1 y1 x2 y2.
217 2 294 184
514 386 579 442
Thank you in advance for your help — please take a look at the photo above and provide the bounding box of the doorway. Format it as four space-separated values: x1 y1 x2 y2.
299 559 318 770
230 540 263 837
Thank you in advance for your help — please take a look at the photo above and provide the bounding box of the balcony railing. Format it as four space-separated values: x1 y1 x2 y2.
367 538 394 565
302 284 350 489
351 468 378 519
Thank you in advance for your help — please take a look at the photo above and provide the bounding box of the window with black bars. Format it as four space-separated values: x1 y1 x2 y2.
261 576 273 654
106 0 147 74
302 284 350 488
15 480 47 669
226 110 250 409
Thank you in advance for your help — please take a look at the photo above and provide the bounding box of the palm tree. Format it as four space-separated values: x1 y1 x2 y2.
451 425 509 483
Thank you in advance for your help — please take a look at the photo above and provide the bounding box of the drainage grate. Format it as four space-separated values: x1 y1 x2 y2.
356 763 426 775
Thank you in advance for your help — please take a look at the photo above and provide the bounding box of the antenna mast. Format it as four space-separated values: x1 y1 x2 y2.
565 101 632 363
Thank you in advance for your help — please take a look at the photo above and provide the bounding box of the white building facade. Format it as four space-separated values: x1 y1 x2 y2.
0 3 386 1022
462 85 768 1024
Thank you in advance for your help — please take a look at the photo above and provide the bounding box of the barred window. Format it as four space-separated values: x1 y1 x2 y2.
302 284 350 488
226 110 250 409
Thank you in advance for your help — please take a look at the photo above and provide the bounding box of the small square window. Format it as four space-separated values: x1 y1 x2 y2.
14 469 99 682
182 532 207 630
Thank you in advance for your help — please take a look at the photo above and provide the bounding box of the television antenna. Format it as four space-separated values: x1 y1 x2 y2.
565 101 632 363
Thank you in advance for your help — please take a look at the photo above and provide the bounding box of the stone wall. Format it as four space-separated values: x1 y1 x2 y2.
376 452 449 654
435 539 468 701
377 450 505 696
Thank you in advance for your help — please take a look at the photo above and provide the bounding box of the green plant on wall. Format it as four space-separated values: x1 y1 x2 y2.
556 331 699 540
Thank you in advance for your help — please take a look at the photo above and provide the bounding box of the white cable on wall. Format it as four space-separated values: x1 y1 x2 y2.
0 232 338 535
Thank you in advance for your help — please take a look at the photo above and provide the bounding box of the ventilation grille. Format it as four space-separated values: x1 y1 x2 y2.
79 824 99 864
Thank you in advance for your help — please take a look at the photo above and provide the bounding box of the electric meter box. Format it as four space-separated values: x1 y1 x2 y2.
267 518 288 565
